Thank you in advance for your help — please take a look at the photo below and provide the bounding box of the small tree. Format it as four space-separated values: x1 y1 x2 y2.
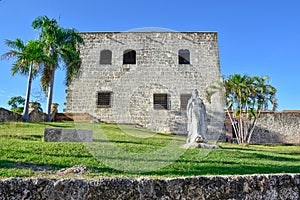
2 39 46 121
206 74 277 145
8 96 25 113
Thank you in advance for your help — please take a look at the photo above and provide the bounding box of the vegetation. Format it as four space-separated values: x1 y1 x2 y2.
7 96 25 113
0 122 299 178
206 74 277 145
2 39 46 120
2 16 83 122
32 16 83 121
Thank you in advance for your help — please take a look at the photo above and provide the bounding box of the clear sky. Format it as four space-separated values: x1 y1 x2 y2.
0 0 299 112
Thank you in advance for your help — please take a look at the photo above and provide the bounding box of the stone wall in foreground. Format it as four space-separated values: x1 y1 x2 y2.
0 174 299 199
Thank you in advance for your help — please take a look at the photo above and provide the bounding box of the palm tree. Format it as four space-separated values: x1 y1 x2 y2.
2 39 45 122
206 74 277 145
32 16 83 121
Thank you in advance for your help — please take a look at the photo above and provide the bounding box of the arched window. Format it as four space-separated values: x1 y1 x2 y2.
123 49 136 64
178 49 190 64
100 50 112 65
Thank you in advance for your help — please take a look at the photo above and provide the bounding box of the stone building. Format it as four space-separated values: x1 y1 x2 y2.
64 32 224 137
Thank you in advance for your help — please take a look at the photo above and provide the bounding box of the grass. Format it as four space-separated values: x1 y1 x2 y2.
0 122 299 178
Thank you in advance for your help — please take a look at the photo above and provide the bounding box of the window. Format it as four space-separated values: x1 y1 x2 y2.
100 50 112 64
153 94 169 110
123 49 136 64
178 49 190 64
180 94 192 110
97 92 113 107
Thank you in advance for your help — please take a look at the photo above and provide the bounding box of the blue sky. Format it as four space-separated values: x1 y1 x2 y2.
0 0 299 112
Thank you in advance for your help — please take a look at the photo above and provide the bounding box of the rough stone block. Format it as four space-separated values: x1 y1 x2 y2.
1 174 300 199
44 128 93 142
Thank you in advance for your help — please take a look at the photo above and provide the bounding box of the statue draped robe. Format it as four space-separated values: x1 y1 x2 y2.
186 89 207 144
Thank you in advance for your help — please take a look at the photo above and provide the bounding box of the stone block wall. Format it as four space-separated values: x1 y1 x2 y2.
0 103 58 123
252 111 300 144
0 108 21 122
28 110 46 122
65 32 224 137
225 111 300 144
0 174 299 199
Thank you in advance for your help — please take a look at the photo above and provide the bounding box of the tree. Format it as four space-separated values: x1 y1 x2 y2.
32 16 83 122
2 39 46 121
206 74 277 145
7 96 25 113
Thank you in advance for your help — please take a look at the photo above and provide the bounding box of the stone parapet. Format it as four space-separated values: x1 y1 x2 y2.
0 174 299 199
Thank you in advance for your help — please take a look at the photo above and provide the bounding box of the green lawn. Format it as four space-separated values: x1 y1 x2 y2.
0 122 299 178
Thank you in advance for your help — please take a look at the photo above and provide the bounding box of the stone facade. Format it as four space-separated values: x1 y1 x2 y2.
1 174 299 199
65 32 224 137
224 111 300 144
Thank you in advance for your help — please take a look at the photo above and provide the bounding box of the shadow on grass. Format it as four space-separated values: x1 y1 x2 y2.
0 148 93 159
37 122 74 128
1 150 300 177
143 164 300 177
0 135 42 141
0 159 124 177
93 139 181 147
222 146 300 162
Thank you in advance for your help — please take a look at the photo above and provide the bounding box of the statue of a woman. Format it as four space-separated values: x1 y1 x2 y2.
186 89 207 144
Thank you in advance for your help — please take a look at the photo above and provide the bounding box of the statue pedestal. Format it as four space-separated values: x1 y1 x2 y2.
182 142 222 149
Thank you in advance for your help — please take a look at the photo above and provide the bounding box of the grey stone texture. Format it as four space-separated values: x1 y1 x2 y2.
0 103 58 123
0 174 299 199
0 108 21 122
64 32 224 138
225 111 300 144
28 109 46 122
252 111 300 144
44 128 93 142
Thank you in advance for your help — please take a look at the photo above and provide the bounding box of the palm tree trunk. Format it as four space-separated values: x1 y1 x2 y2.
21 65 33 122
46 69 55 122
246 110 261 144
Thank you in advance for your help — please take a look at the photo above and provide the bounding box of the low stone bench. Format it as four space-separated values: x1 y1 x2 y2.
44 128 93 142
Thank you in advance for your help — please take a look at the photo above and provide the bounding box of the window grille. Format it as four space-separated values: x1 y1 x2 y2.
153 94 169 110
97 92 112 107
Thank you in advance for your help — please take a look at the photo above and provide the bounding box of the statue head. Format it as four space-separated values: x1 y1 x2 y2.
192 89 199 99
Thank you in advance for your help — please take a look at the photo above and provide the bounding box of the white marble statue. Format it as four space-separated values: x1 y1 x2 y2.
186 89 207 144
